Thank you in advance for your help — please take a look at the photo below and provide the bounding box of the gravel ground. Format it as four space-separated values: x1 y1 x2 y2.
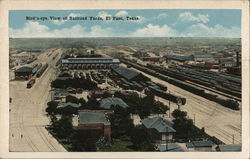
9 48 66 152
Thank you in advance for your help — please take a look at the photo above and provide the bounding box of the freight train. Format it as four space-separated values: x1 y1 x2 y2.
27 79 36 88
36 63 48 78
146 85 186 105
121 59 240 110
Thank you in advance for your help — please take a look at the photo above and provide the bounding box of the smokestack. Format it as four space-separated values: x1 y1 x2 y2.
236 51 239 67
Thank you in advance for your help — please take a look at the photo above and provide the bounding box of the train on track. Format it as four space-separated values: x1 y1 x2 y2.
27 79 36 88
121 59 240 110
36 63 48 78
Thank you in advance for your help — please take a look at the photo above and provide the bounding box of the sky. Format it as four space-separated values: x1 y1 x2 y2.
9 10 241 38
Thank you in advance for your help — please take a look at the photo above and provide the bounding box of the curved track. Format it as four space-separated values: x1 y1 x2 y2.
133 67 241 144
9 48 66 152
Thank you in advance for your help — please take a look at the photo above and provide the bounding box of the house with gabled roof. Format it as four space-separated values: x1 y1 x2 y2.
100 97 128 109
141 116 176 144
186 140 214 151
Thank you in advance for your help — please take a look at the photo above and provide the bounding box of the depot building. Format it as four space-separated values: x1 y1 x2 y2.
14 66 34 80
61 58 120 69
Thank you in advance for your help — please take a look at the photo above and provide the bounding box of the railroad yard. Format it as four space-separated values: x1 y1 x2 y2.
9 37 242 152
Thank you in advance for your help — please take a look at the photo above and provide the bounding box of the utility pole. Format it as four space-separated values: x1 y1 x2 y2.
169 100 171 118
169 90 171 118
232 134 234 144
165 127 168 151
194 114 196 125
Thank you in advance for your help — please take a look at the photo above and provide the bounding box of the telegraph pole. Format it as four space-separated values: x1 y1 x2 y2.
194 114 196 125
169 90 171 118
232 134 234 144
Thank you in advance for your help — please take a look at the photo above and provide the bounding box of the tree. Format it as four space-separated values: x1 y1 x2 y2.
171 109 202 140
52 114 74 139
86 95 100 109
46 101 59 115
130 126 155 151
79 98 87 109
108 106 134 138
138 94 155 119
71 130 98 151
153 101 169 114
66 95 79 104
171 109 187 119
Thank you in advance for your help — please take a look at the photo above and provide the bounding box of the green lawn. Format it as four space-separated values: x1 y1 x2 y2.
97 139 135 152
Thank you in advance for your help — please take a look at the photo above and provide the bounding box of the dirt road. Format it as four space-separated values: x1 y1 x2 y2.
9 48 66 152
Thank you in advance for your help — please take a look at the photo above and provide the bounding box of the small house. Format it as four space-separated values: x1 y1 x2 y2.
156 143 185 152
100 97 128 109
186 140 213 152
141 117 176 144
215 144 241 152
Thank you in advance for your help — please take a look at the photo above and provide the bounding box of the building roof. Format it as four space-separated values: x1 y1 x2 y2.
100 97 128 109
111 66 141 80
63 102 81 108
219 58 235 64
53 90 69 97
156 143 184 152
193 54 214 58
165 55 191 62
78 111 110 125
216 144 241 152
15 66 33 73
141 117 176 133
186 141 213 148
62 58 120 64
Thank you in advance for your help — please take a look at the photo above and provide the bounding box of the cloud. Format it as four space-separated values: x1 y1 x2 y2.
98 11 112 21
68 13 85 17
51 19 66 25
9 21 51 37
177 12 209 24
156 13 168 19
9 21 117 38
88 25 114 37
131 24 177 37
115 11 128 16
9 21 240 38
181 23 241 37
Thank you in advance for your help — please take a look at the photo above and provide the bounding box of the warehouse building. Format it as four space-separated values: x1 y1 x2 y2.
165 55 192 63
14 66 33 80
111 65 150 81
142 57 162 62
191 54 216 62
61 58 120 69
